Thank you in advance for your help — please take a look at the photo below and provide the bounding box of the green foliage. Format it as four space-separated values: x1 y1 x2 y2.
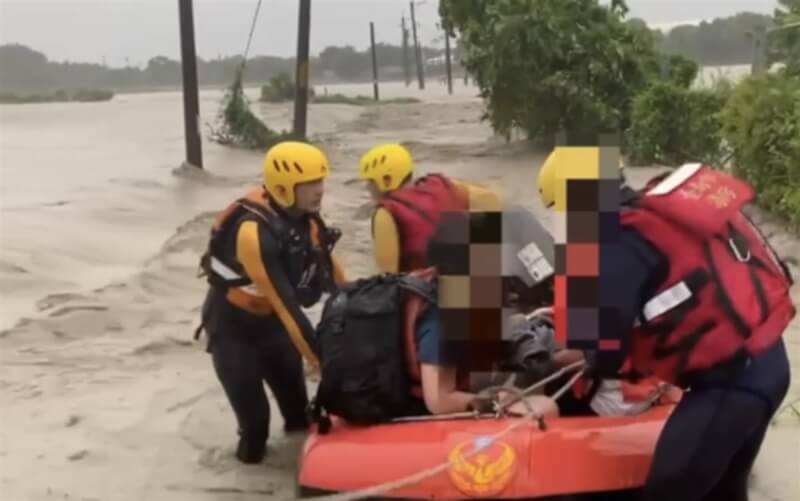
0 88 113 104
720 72 800 226
207 69 295 150
770 0 800 76
626 81 730 166
260 73 316 103
441 0 798 229
625 52 730 167
660 54 700 89
439 0 656 142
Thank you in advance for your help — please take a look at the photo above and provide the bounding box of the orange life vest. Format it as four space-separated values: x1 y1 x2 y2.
199 187 335 316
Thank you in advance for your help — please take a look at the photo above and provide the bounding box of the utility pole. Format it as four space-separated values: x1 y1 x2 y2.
178 0 203 169
293 0 312 139
444 31 453 95
410 1 425 90
370 22 380 101
401 15 411 87
750 25 768 75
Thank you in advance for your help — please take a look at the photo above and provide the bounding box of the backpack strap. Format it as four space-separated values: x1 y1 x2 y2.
398 275 436 303
238 197 294 245
308 213 342 294
400 268 438 397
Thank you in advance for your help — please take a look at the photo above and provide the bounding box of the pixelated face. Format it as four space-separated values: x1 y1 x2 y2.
550 145 627 375
429 209 554 379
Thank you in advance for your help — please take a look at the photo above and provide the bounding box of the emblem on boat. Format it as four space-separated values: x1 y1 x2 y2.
447 436 517 496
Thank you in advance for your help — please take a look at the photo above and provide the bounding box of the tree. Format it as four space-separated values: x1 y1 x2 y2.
145 56 181 86
0 44 52 90
655 13 773 66
770 0 800 75
439 0 658 142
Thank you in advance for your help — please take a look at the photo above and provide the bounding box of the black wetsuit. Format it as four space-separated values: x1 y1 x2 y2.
199 197 344 464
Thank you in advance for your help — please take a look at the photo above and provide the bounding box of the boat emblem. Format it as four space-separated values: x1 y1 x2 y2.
447 435 517 497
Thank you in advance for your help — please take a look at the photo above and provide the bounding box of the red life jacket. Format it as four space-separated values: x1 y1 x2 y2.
621 164 795 387
378 174 469 272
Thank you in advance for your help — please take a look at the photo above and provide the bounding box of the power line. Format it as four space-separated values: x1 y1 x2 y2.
241 0 264 65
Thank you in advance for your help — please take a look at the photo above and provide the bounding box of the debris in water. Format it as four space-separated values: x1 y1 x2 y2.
166 484 275 495
48 305 109 318
67 450 89 461
66 415 81 427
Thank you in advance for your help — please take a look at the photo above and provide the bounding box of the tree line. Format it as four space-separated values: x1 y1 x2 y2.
0 42 459 94
637 12 774 67
0 10 777 94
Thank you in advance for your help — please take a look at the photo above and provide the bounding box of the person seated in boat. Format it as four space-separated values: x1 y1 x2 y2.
354 143 503 274
536 146 793 501
417 207 560 418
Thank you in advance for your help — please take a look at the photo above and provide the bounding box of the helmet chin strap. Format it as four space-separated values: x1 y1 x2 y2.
262 184 309 219
285 205 309 219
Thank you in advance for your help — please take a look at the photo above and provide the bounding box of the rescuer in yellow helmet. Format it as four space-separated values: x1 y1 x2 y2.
534 146 794 501
357 143 502 273
195 140 347 465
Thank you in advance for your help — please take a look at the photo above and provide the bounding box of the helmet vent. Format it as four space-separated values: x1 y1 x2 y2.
281 160 291 172
293 162 304 174
272 160 281 172
380 155 387 164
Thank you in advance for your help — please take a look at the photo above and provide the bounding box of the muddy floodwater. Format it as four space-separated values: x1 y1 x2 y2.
0 80 797 500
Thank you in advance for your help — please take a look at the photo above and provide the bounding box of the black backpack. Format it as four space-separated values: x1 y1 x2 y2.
309 272 435 433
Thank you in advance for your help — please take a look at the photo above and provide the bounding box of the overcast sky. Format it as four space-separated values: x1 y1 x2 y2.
0 0 779 67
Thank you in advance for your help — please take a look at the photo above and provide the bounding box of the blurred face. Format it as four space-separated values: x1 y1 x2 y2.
294 178 325 213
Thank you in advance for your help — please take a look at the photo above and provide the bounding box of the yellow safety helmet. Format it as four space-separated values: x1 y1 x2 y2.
262 141 330 208
537 147 624 209
537 150 561 209
358 143 415 193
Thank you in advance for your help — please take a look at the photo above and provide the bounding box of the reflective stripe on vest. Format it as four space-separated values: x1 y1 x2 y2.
210 256 265 297
641 281 693 323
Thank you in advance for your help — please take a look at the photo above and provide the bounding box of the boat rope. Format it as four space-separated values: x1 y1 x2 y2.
297 364 587 501
389 359 587 424
492 359 586 414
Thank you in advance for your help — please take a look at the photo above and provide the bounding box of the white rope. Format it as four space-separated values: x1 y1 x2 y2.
494 360 586 412
389 360 587 424
297 366 586 501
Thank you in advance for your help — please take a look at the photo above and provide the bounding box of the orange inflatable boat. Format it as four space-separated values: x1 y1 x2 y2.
297 398 678 500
